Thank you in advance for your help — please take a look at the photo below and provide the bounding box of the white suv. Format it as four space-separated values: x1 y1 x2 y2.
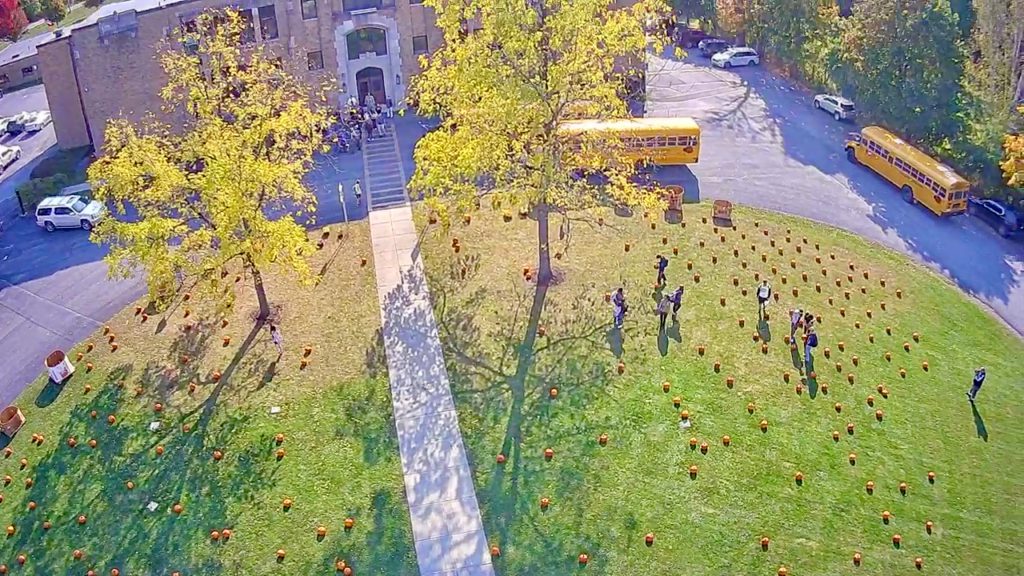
0 145 20 172
813 94 856 121
711 47 760 68
35 195 106 232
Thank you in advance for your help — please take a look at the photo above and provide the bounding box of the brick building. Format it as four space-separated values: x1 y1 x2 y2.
35 0 447 151
0 35 46 93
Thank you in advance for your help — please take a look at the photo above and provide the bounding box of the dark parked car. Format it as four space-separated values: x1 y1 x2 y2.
967 197 1024 237
699 39 731 57
676 27 714 48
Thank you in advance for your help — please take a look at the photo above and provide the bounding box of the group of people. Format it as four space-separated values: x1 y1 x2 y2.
327 94 396 154
610 255 685 332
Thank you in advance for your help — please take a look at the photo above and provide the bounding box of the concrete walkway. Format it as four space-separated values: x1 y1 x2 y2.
367 164 494 573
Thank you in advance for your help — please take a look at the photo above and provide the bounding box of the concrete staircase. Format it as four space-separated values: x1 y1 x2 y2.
362 123 409 210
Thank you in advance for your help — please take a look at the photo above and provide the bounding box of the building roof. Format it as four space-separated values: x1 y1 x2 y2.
36 0 197 49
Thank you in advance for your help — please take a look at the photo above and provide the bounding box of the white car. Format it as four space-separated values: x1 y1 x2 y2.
35 195 106 232
711 47 760 68
24 110 52 132
0 145 21 172
813 94 856 121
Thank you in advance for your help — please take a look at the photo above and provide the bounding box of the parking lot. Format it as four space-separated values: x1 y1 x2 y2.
0 83 58 220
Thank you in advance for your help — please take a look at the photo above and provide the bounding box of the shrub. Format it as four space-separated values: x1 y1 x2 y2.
29 146 92 180
15 174 70 212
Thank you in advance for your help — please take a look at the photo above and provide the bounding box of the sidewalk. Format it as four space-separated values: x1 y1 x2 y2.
369 205 495 576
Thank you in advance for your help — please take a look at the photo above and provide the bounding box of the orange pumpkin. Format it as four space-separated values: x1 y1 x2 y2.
722 435 731 446
496 454 506 464
759 419 769 431
688 465 698 477
848 452 857 464
107 415 116 425
892 534 902 545
544 448 554 459
794 472 804 483
155 445 165 456
540 497 550 509
173 504 184 514
212 450 224 461
598 434 608 446
578 553 589 565
760 537 770 550
77 515 87 525
746 403 755 414
700 442 708 454
853 552 862 565
645 533 655 546
899 482 908 494
490 545 501 557
282 498 293 509
925 520 934 533
73 550 83 560
927 471 936 483
275 433 285 444
548 387 558 399
276 549 286 559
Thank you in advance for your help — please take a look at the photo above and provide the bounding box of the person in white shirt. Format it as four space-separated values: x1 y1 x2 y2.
756 280 772 319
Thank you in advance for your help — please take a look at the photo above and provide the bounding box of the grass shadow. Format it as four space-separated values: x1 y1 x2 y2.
757 319 772 343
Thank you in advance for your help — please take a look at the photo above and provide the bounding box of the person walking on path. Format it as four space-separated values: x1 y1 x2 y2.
790 308 803 339
269 324 284 357
656 294 672 331
669 285 684 321
611 288 628 329
756 279 772 319
386 97 395 118
967 367 986 402
364 93 377 112
353 180 363 206
655 254 669 287
338 181 345 208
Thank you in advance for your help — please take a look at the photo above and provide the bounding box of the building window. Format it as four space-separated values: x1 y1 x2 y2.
240 9 256 43
346 28 387 60
412 35 428 54
0 74 8 85
410 0 423 4
258 5 278 40
307 50 324 70
21 65 38 77
301 0 317 19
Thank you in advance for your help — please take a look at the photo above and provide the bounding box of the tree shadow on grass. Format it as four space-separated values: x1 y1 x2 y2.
2 319 280 574
425 258 621 572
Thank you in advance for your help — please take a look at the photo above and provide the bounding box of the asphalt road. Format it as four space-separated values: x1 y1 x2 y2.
0 84 58 220
644 50 1024 337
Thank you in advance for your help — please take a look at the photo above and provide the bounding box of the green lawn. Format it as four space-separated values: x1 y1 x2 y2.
416 203 1024 575
0 223 416 575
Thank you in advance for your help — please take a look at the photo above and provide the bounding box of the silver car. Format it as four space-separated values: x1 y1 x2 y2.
813 94 856 121
0 145 21 173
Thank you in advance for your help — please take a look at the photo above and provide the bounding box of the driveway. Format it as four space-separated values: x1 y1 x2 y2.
644 51 1024 337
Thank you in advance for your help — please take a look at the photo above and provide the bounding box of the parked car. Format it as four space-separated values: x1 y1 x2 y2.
711 47 760 68
967 197 1024 237
813 94 856 121
4 112 30 134
34 195 106 232
0 145 21 172
676 27 713 48
698 39 731 57
24 111 52 132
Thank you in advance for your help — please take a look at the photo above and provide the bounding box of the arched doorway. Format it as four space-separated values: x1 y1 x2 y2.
356 67 386 108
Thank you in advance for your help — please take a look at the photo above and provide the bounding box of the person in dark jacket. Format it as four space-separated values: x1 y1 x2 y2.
967 367 986 402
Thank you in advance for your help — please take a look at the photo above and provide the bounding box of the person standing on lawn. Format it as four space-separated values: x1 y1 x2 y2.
756 279 772 319
269 324 284 357
790 308 803 339
967 367 986 402
656 294 672 331
804 328 817 365
611 287 628 329
655 254 669 287
669 285 684 321
802 311 815 335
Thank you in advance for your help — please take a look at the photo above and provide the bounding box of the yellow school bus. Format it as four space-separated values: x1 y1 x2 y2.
845 126 970 216
559 117 701 165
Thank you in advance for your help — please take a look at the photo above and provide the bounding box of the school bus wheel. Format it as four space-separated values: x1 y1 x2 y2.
846 147 858 164
901 185 915 204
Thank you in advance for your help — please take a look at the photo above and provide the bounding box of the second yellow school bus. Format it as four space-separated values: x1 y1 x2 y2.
559 117 701 166
845 126 970 216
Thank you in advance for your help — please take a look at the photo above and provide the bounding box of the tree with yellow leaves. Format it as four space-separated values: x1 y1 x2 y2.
88 10 333 321
1003 107 1024 188
409 0 672 286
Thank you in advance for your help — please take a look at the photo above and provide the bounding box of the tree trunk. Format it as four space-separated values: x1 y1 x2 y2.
250 263 271 321
535 202 554 286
